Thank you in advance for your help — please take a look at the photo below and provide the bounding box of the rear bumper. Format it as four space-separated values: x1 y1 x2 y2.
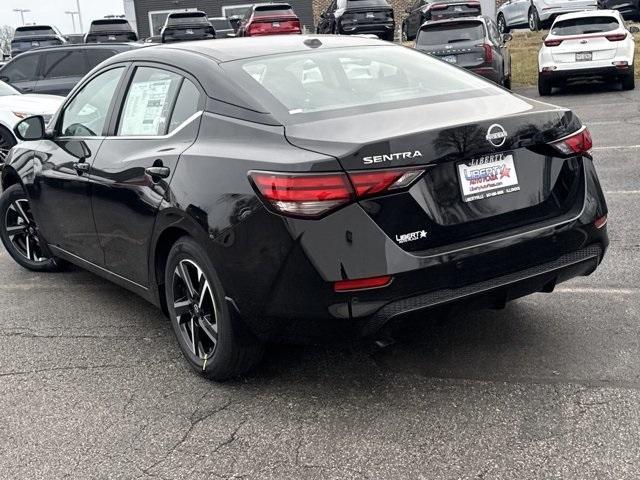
543 65 631 81
339 23 395 36
468 66 501 83
360 243 603 336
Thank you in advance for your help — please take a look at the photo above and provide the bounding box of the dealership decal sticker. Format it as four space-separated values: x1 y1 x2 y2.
457 153 520 203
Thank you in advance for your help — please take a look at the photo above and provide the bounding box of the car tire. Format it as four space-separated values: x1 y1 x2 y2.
538 74 552 96
503 75 512 90
0 126 16 164
497 14 510 34
165 236 265 381
528 8 540 31
622 66 635 90
0 183 65 272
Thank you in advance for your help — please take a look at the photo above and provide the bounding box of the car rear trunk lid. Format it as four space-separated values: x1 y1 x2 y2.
284 96 585 252
550 34 619 63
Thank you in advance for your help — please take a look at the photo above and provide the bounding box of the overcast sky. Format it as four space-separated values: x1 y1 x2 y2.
1 0 124 33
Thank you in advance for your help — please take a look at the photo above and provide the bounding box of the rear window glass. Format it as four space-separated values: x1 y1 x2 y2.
255 7 295 17
227 45 501 120
89 20 132 32
224 6 252 18
15 26 57 37
551 16 619 35
417 22 484 46
345 0 390 7
166 13 209 25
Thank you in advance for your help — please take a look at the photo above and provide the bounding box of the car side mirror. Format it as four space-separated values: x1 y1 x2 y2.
14 115 45 141
630 26 640 34
503 33 513 42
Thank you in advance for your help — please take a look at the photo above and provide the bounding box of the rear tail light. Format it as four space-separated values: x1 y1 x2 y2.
467 1 480 6
550 127 593 155
613 60 629 69
249 167 425 218
605 33 626 41
482 43 493 63
544 39 563 47
429 3 449 10
334 275 392 292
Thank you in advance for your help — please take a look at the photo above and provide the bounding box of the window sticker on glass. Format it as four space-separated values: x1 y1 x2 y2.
120 79 172 136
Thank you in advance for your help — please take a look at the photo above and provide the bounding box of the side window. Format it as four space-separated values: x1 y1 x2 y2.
118 67 182 136
168 79 201 133
60 67 124 137
0 54 40 83
87 49 118 69
42 50 87 79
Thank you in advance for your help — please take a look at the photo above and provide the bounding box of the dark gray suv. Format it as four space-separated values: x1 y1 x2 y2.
0 44 141 96
415 16 512 88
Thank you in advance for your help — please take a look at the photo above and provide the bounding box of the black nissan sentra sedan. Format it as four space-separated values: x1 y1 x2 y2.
0 36 608 380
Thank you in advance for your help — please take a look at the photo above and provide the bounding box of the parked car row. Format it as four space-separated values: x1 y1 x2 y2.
9 19 139 58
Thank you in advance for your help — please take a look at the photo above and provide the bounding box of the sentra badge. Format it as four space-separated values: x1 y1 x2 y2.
363 150 422 165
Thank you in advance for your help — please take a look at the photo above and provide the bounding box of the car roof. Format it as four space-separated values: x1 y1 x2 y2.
553 9 621 22
24 43 143 54
123 34 386 63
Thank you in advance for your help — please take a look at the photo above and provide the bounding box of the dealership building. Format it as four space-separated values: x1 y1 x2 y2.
123 0 317 38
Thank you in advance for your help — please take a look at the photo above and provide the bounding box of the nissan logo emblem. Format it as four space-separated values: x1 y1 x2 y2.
486 124 508 147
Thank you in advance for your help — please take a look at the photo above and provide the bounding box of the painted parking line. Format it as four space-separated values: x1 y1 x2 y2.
554 287 637 294
593 145 640 151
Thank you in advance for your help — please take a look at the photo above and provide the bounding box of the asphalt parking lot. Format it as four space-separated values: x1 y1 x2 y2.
1 84 639 480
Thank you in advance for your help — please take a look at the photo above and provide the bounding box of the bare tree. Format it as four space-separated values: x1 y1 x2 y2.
0 25 15 57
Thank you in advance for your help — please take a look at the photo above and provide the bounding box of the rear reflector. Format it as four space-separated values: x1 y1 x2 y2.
594 215 608 229
334 275 392 292
605 33 626 41
250 168 425 218
613 60 629 69
550 127 592 155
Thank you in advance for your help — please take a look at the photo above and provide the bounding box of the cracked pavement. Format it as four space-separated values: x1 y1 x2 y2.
1 86 640 479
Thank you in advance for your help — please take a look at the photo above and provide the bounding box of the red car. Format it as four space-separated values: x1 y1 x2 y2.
237 3 302 36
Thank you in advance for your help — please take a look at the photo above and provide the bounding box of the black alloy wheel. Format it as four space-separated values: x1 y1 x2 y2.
497 14 509 34
0 184 63 271
172 258 219 361
528 8 540 31
165 237 264 380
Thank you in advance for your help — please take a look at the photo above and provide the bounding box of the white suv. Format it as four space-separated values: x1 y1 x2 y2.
497 0 596 33
537 10 636 95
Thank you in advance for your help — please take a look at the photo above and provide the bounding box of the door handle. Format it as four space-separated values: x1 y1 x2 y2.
74 162 90 174
145 166 171 179
21 87 34 93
